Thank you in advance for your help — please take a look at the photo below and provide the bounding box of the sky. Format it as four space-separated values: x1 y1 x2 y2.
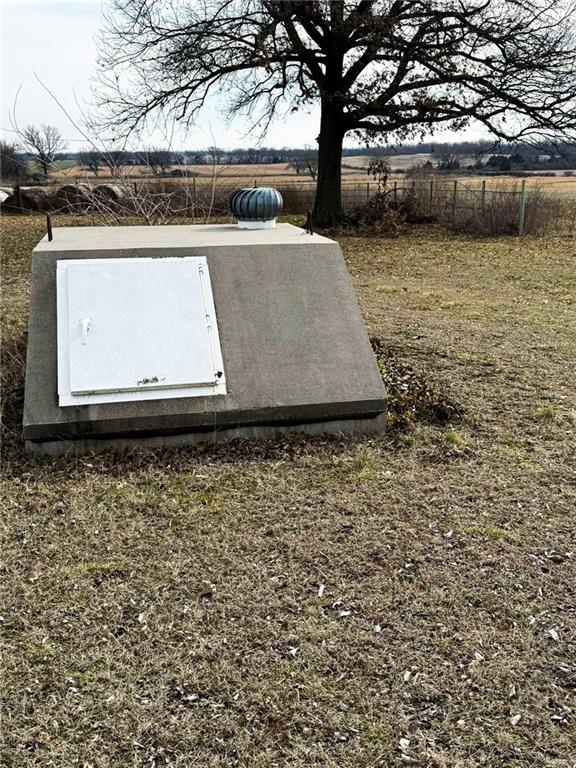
1 0 487 152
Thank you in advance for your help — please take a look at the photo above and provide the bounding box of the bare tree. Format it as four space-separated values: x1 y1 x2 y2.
97 1 576 225
0 142 24 180
77 150 103 176
20 124 66 178
206 146 226 166
140 147 172 176
471 140 497 169
289 145 318 180
437 152 460 171
101 150 127 175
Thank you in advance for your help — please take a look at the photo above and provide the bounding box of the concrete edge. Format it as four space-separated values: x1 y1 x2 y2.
23 398 387 441
25 412 387 457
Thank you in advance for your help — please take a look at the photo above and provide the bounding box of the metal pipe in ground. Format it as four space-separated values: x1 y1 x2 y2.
518 179 526 236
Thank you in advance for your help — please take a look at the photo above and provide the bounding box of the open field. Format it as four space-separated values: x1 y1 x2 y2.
343 152 437 170
48 164 576 203
2 213 576 766
55 155 417 181
55 160 368 182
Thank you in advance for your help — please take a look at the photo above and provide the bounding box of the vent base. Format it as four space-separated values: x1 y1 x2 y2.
237 219 276 230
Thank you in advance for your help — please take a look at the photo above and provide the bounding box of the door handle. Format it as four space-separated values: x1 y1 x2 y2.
80 317 92 345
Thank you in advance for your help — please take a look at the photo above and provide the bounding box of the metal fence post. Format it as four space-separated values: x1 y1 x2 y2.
481 180 486 212
429 180 434 215
366 181 370 201
518 179 526 236
452 180 458 222
393 181 398 203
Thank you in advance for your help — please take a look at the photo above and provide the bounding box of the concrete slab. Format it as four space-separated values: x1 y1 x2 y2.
34 222 335 251
24 223 387 452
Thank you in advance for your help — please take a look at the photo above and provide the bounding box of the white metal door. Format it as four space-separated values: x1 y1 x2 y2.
56 256 226 406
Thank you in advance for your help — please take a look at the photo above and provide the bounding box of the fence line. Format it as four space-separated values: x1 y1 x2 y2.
178 176 571 236
3 175 574 235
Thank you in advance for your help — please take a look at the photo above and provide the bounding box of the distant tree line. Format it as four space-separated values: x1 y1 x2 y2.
2 132 576 182
68 141 576 169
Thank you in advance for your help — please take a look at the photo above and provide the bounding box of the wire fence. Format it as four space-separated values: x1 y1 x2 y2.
178 177 575 236
2 175 575 236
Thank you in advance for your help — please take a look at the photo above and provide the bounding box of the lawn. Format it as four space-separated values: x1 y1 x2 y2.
1 213 575 767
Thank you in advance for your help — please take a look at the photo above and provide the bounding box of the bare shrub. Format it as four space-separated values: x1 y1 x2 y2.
90 180 197 225
522 187 562 236
553 196 576 236
336 160 404 236
343 203 403 236
393 183 435 223
53 176 232 225
449 182 560 236
385 178 571 236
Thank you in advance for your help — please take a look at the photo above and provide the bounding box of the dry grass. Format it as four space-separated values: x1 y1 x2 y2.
54 161 368 183
2 214 575 767
460 175 576 197
40 157 576 197
343 153 437 170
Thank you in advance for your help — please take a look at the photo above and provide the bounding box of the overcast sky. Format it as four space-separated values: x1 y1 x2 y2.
1 0 488 151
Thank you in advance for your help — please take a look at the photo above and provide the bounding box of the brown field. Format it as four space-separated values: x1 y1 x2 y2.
450 175 576 196
54 160 576 200
56 160 368 182
2 213 576 766
343 152 436 170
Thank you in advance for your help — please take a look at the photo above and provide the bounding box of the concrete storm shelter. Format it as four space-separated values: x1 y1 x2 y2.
23 208 387 455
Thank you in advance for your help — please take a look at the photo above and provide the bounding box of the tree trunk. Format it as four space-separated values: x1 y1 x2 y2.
313 100 345 228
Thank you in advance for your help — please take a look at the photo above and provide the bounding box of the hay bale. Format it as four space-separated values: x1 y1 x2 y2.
51 184 93 212
92 184 129 205
0 186 49 213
